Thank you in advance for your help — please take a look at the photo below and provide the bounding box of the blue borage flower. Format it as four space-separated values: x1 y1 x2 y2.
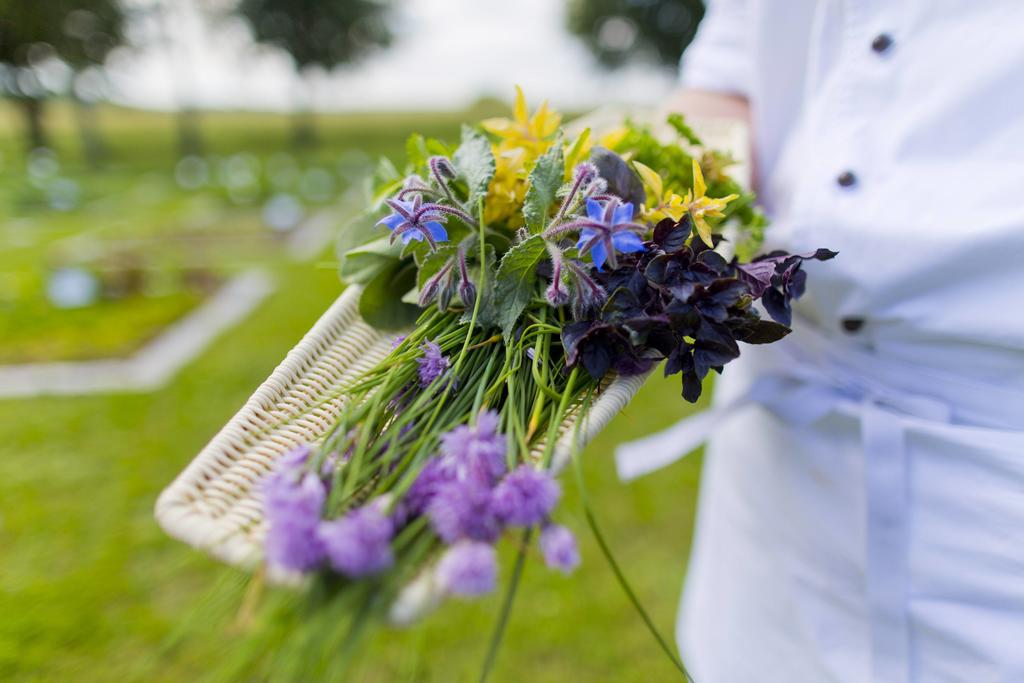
378 196 448 248
377 195 478 250
545 196 647 270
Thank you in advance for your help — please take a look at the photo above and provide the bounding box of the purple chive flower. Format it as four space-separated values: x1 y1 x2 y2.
540 524 580 574
436 541 498 596
276 443 311 470
416 340 451 388
317 500 395 578
491 465 561 527
426 477 502 543
438 410 507 485
391 334 407 349
263 466 326 572
393 457 452 524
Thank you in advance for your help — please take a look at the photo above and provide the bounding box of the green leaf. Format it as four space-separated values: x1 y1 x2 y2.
369 156 403 209
564 128 591 174
452 125 495 206
523 142 564 233
339 236 402 285
405 133 430 173
405 133 454 175
492 235 547 337
358 260 420 330
667 113 703 146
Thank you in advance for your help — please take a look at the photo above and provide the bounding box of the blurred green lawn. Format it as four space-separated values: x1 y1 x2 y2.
0 103 705 682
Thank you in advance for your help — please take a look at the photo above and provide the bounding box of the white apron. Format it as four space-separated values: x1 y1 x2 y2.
619 2 1024 679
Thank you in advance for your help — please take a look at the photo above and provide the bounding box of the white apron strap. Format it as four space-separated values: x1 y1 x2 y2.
614 375 840 481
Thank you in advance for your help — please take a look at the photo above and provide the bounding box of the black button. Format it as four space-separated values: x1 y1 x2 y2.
841 317 865 333
871 33 894 54
837 171 857 188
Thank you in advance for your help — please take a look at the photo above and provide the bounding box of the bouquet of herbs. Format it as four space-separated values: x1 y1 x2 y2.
223 89 834 680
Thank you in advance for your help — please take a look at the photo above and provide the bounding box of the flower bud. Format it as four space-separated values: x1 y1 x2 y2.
546 279 569 307
459 279 477 307
419 262 454 309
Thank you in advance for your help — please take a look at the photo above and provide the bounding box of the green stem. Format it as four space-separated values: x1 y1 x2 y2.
569 409 692 681
478 528 533 683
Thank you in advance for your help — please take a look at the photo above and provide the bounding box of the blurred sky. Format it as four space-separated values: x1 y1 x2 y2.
103 0 679 112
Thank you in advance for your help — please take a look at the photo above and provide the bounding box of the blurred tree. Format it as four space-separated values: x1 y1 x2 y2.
565 0 704 70
0 0 125 158
150 0 205 158
60 2 126 166
234 0 393 147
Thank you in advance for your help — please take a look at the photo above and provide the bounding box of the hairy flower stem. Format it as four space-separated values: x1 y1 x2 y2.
429 156 459 205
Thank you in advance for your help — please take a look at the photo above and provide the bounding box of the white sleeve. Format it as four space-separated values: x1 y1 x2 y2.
679 0 752 97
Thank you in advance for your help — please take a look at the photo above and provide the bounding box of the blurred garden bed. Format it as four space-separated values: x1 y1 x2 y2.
0 101 513 368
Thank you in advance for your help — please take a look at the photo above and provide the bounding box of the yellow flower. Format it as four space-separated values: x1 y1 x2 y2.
481 86 561 158
480 86 563 224
599 126 629 151
684 159 738 247
485 147 529 225
633 160 687 223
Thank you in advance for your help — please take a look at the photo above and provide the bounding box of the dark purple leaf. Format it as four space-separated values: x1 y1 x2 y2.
651 215 691 253
590 146 646 207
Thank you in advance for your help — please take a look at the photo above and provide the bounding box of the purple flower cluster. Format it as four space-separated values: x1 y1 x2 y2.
438 410 507 484
263 415 582 599
491 465 561 527
540 524 580 574
263 446 326 572
416 340 450 388
263 444 395 579
428 477 502 543
389 412 579 595
436 541 498 596
318 500 395 577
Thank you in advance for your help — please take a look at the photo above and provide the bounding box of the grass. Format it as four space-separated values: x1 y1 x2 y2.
0 101 705 682
0 99 511 363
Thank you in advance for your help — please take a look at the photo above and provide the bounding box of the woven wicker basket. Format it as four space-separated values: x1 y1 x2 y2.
155 115 748 569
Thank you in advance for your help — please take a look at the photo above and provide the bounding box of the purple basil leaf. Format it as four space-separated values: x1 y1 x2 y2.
590 146 646 207
652 215 691 253
561 320 593 366
732 318 791 344
735 260 776 298
681 369 703 403
612 352 655 376
762 287 790 325
581 342 611 379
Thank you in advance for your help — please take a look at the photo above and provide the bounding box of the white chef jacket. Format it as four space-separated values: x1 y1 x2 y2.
617 2 1024 681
